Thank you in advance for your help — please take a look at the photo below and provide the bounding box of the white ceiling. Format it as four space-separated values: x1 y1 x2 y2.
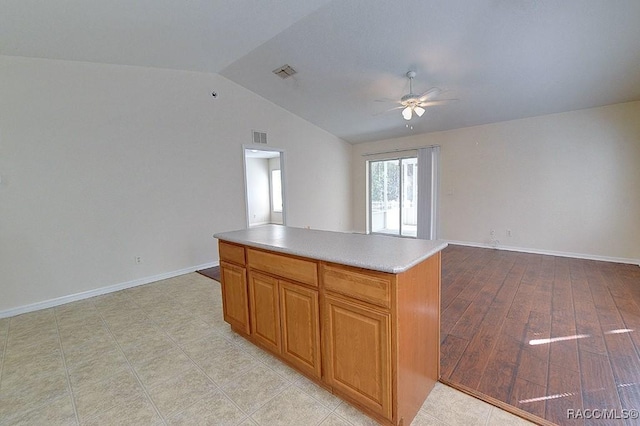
3 0 640 144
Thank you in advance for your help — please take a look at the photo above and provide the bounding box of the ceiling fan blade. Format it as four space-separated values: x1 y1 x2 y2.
418 87 442 101
374 98 401 103
373 105 404 116
418 99 458 107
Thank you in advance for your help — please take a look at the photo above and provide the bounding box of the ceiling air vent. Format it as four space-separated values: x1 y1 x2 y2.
252 130 267 144
272 64 297 79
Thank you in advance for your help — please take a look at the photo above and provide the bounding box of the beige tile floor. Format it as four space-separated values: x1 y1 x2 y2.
0 273 534 426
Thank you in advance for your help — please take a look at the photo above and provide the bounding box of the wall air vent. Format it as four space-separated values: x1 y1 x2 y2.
272 64 297 79
252 130 267 144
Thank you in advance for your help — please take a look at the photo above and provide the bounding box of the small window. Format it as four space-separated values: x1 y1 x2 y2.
271 169 283 212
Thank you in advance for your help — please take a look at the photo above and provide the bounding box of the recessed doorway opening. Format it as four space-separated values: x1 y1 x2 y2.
243 146 286 228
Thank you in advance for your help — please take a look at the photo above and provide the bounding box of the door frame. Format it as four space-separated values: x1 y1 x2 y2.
242 144 287 228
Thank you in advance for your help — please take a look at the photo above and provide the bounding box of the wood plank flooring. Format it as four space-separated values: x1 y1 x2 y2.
441 245 640 426
197 266 221 282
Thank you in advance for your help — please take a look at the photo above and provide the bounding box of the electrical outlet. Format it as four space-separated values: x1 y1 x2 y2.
135 256 142 264
490 229 495 236
507 229 512 237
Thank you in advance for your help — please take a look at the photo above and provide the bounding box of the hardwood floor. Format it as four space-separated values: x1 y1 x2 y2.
441 245 640 426
197 266 221 281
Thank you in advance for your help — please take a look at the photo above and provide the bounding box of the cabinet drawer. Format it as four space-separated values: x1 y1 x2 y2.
247 248 318 287
219 241 245 266
322 264 392 309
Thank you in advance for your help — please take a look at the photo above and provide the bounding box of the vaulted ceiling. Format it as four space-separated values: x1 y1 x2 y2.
3 0 640 143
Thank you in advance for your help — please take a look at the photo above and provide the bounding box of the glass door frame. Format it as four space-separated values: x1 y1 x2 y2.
367 155 417 238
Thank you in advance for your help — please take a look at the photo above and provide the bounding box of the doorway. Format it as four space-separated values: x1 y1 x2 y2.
369 157 418 237
366 146 439 239
243 146 286 228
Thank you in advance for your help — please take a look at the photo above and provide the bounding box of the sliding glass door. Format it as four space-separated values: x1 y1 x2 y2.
369 157 417 237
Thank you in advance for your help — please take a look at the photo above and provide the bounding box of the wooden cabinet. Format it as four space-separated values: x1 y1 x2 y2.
280 280 321 378
323 293 392 419
321 257 441 426
248 272 281 353
245 250 322 380
219 261 249 335
217 239 441 426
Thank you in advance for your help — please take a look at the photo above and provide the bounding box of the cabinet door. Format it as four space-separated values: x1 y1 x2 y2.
220 261 250 335
248 271 281 353
323 294 392 420
279 281 321 379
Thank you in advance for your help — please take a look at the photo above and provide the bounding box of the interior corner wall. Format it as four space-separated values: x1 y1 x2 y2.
0 55 352 314
351 101 640 263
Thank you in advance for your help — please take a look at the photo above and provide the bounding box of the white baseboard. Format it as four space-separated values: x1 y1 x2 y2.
446 240 640 266
0 261 220 319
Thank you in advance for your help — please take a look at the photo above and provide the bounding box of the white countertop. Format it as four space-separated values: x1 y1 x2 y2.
214 225 448 274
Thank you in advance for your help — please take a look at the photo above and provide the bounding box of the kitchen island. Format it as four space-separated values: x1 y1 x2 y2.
214 225 447 426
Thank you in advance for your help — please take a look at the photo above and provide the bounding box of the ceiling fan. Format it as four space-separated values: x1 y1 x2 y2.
377 71 456 120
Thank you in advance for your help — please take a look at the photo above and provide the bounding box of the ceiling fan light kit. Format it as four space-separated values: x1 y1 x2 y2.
402 106 413 120
382 70 456 121
402 71 427 120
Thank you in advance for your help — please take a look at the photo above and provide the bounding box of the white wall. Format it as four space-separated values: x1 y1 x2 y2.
246 157 271 226
0 55 352 314
352 102 640 263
